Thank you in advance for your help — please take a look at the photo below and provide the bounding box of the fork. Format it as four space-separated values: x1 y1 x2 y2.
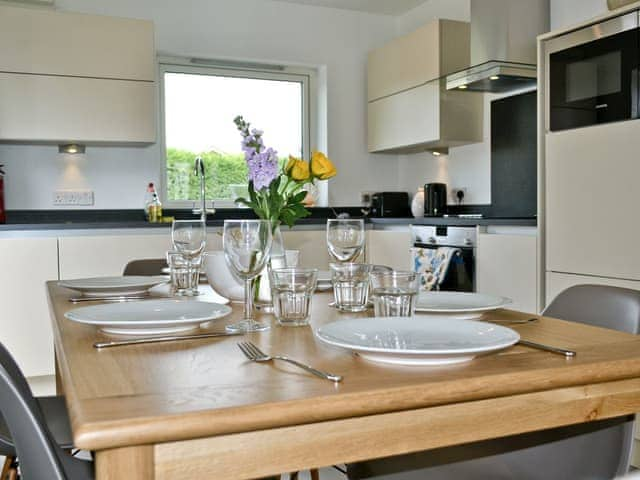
237 341 343 382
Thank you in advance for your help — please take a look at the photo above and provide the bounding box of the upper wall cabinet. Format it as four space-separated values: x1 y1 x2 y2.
0 5 156 144
368 19 469 102
367 20 483 154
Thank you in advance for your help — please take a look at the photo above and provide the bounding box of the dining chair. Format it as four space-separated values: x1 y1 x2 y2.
122 258 168 276
0 342 94 479
346 284 640 479
0 394 74 478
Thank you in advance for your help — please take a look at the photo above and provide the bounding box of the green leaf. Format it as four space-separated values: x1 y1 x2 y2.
292 190 307 203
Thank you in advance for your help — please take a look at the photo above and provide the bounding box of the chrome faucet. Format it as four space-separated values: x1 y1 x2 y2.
192 156 215 221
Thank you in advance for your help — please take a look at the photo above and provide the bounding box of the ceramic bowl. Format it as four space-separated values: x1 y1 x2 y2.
203 251 244 301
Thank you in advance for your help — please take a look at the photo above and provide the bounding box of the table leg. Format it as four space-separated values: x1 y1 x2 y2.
95 445 154 480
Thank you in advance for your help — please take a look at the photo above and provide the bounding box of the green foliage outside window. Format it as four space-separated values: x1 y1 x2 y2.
166 148 248 200
166 148 287 201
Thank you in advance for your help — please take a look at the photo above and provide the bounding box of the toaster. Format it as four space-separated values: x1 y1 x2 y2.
370 192 410 218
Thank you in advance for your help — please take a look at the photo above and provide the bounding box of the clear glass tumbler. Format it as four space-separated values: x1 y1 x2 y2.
369 270 419 317
167 251 201 296
270 268 318 327
330 263 372 312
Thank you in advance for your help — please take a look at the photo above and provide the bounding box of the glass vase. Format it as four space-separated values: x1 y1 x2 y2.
255 222 287 305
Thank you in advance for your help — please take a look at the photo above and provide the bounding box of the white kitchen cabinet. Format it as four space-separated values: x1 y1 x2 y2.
367 18 483 153
545 121 640 282
368 82 483 153
0 4 156 144
0 237 59 377
0 4 154 81
0 73 156 143
58 233 172 279
367 230 412 270
281 229 332 269
477 228 538 313
367 19 470 102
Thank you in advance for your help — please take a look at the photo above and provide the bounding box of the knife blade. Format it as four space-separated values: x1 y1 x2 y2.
94 331 243 349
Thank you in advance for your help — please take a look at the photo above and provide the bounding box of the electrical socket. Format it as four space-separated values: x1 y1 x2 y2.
53 190 94 206
451 188 467 203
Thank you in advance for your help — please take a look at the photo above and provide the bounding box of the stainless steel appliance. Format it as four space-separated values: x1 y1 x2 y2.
424 183 447 217
411 225 476 292
546 11 640 132
446 0 548 93
370 192 410 218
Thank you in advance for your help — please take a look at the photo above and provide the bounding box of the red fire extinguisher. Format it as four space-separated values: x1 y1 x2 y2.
0 165 5 224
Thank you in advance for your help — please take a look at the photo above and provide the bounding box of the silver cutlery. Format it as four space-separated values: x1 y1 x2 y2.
518 339 576 357
70 295 151 304
486 317 538 325
237 341 343 382
94 331 243 349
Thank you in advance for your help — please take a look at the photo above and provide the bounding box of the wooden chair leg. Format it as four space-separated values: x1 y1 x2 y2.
288 473 299 480
310 468 320 480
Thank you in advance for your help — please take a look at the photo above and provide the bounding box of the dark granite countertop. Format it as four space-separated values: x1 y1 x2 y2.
372 217 537 227
0 208 537 232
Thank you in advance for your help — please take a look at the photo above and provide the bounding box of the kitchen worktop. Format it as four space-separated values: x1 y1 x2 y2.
0 208 537 232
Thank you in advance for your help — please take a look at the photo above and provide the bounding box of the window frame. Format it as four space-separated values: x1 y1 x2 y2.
158 58 316 209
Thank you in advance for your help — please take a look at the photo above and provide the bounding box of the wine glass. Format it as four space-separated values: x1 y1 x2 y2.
171 220 207 260
223 219 272 332
326 218 365 263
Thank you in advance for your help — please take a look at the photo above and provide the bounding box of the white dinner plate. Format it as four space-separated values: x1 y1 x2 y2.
415 292 512 319
316 270 332 292
315 316 519 366
65 299 232 335
58 276 168 297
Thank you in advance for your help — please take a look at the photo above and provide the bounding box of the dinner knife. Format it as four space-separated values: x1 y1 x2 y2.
518 339 576 357
70 295 151 303
94 331 243 349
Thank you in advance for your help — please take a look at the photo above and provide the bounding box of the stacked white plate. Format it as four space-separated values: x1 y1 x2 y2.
59 276 168 297
316 316 519 366
415 291 512 319
316 270 332 291
65 299 232 335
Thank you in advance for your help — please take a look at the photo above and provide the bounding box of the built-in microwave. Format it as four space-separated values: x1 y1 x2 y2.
546 11 640 132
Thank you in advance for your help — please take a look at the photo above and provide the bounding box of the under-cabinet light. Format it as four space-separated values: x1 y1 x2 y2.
58 144 86 154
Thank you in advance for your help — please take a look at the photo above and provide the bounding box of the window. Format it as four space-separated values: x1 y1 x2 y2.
159 60 313 207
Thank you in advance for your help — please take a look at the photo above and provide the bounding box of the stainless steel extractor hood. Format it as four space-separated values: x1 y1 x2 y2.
446 0 549 92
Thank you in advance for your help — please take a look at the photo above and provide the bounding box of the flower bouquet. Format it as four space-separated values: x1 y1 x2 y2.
233 115 337 228
233 115 337 303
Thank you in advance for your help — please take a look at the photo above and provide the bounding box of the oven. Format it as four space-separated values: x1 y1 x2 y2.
546 11 640 132
411 225 476 292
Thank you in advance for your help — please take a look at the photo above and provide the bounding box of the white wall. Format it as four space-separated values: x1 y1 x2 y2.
550 0 608 30
0 0 399 208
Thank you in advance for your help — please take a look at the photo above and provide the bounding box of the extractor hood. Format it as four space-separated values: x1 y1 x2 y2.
446 0 549 93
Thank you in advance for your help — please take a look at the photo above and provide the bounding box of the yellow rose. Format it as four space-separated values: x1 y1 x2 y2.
291 159 310 181
285 155 310 181
284 155 298 175
310 151 337 180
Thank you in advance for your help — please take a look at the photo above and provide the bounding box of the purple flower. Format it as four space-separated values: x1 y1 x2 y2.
235 116 278 190
247 147 279 190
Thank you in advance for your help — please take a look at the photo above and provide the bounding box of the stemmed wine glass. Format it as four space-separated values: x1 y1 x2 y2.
326 218 365 263
223 219 273 333
171 220 207 260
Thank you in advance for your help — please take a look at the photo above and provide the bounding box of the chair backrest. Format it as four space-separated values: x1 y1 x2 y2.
123 258 167 276
542 284 640 475
0 342 67 479
543 284 640 334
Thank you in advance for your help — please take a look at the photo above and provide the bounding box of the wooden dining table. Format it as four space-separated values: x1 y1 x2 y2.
47 281 640 480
